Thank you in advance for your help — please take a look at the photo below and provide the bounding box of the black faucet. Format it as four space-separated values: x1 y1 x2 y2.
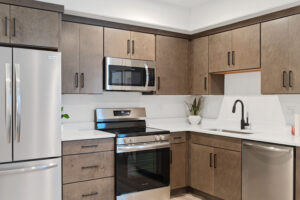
232 99 250 130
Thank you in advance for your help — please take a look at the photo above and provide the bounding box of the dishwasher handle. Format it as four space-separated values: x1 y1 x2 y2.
243 142 292 153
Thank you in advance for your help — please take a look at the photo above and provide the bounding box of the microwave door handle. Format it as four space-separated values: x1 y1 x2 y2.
145 64 149 87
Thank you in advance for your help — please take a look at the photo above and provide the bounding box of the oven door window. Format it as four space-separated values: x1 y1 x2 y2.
116 148 170 196
109 65 146 86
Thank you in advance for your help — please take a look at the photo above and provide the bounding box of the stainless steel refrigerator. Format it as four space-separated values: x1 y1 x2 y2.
0 47 62 200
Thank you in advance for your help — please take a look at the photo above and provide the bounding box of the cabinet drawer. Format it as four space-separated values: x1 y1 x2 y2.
63 151 114 184
63 177 114 200
63 138 114 155
171 132 186 144
190 133 241 152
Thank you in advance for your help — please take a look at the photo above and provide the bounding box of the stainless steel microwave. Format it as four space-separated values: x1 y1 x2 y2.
104 57 156 92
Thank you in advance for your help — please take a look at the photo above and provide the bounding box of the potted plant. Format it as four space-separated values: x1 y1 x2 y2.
61 107 70 119
186 96 203 125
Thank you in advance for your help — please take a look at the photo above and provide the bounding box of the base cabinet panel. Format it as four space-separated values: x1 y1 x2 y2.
171 141 187 189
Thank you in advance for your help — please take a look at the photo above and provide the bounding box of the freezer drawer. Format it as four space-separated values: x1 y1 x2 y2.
0 158 61 200
13 48 61 161
242 141 294 200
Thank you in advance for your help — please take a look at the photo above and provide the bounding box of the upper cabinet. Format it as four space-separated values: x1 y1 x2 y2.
190 37 224 95
0 4 60 49
156 35 189 95
209 24 260 73
104 28 155 61
262 14 300 94
62 22 103 94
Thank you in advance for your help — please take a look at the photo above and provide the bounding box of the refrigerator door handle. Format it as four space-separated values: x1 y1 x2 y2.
14 64 21 143
5 63 12 144
0 163 58 176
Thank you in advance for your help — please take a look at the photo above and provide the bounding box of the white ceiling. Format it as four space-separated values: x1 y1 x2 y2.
153 0 210 8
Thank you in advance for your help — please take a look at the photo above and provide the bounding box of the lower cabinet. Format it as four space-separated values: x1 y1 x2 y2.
170 132 187 189
62 138 115 200
189 133 242 200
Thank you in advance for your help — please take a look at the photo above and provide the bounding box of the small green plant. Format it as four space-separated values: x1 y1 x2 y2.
61 107 70 119
186 96 203 116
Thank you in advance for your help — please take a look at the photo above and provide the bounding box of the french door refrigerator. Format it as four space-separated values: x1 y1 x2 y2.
0 47 62 200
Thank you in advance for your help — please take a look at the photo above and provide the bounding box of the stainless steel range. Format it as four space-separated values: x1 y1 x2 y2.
95 108 170 200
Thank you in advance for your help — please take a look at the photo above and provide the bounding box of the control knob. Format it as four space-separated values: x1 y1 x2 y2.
160 135 166 141
154 135 160 141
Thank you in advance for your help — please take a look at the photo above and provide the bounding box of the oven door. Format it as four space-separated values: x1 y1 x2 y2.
116 142 170 196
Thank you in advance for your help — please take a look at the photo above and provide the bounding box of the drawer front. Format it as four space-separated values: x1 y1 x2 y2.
190 132 241 152
63 138 114 155
63 177 114 200
63 151 114 184
171 132 186 144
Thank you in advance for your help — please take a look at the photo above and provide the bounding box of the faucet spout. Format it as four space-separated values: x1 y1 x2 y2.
232 99 249 129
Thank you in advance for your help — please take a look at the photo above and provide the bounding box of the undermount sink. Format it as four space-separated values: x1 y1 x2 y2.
206 128 254 135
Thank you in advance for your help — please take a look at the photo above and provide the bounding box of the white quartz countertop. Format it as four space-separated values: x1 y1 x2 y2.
147 118 300 147
61 123 115 141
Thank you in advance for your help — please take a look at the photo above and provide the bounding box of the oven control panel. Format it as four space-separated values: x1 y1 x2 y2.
117 134 170 145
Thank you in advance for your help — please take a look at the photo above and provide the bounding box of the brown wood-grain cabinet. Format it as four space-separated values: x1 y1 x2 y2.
189 133 241 200
104 28 155 60
0 4 60 48
209 24 260 73
261 14 300 94
190 36 224 95
62 22 103 94
170 132 187 190
62 138 115 200
156 35 189 95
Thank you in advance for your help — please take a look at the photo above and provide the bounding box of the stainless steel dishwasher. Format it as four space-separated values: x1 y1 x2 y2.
242 141 294 200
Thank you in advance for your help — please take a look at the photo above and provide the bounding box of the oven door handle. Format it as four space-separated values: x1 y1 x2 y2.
117 142 170 153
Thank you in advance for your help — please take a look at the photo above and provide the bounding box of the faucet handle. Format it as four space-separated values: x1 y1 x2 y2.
245 112 251 129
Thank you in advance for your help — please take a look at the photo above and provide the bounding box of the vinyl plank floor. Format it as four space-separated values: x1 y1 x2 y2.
171 194 204 200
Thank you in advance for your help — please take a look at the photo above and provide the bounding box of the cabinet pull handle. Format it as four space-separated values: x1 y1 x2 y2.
214 154 217 168
227 52 231 66
127 40 130 54
12 18 16 37
80 73 84 88
204 77 207 91
282 71 287 88
289 70 293 88
158 76 161 90
209 153 213 168
132 40 135 55
81 145 98 149
170 150 172 164
173 136 182 140
75 73 79 88
4 16 8 36
232 51 235 66
81 165 99 170
82 192 98 198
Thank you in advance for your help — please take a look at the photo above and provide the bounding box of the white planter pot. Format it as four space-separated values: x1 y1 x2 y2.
188 115 201 125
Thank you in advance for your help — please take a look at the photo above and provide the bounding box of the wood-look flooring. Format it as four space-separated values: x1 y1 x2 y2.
172 194 204 200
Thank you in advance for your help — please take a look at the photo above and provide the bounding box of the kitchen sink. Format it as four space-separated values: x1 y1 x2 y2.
206 128 254 134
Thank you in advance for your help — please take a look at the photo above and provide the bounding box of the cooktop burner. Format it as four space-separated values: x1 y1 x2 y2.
104 127 169 138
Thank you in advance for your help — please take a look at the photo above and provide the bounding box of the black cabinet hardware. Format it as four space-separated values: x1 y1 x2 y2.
75 73 79 88
81 165 99 170
210 153 213 168
232 51 235 65
132 40 135 55
289 70 293 88
158 76 161 90
127 40 130 54
81 145 98 149
227 52 231 66
4 16 8 36
204 77 207 91
173 136 182 140
282 71 287 88
82 192 98 198
80 73 84 88
13 18 16 37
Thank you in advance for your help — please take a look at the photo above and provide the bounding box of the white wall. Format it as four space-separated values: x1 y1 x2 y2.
38 0 191 33
190 0 300 33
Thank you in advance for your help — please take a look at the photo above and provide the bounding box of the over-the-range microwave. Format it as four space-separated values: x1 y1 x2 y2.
104 57 156 92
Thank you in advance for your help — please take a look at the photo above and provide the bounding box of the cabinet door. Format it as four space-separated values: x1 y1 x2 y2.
104 28 131 59
61 22 80 94
0 4 9 43
131 31 155 60
214 148 241 200
261 18 289 94
190 143 214 195
209 31 232 73
156 36 189 95
288 14 300 93
10 6 59 48
232 24 260 70
191 37 209 95
79 24 103 94
170 142 187 189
